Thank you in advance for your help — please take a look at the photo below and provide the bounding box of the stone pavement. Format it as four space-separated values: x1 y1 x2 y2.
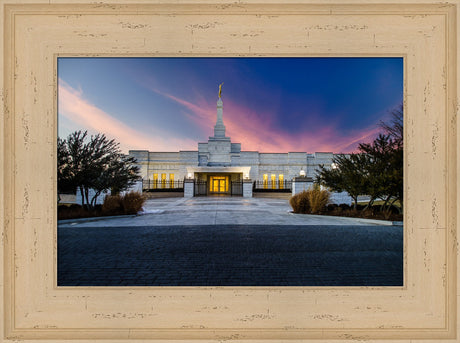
59 196 394 228
58 224 403 286
58 196 403 286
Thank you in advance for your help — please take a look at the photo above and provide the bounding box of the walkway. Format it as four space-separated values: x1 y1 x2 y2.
59 196 393 228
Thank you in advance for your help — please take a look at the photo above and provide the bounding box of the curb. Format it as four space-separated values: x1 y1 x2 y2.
352 218 402 226
58 214 137 225
288 212 402 226
322 216 400 226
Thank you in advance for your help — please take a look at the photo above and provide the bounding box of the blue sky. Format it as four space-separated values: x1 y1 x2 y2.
58 57 403 153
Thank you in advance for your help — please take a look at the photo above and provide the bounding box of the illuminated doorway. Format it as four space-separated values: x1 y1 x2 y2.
209 176 229 194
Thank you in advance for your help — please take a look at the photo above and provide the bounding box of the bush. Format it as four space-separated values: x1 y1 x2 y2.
306 185 330 214
58 203 98 220
121 191 146 214
339 203 351 211
356 204 365 211
326 204 338 212
331 206 343 215
289 191 310 213
59 192 146 219
102 194 123 215
290 186 330 214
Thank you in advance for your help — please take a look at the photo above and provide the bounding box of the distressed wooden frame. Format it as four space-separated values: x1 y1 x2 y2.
1 0 458 341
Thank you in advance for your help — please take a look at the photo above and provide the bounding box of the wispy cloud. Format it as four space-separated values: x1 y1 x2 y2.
59 79 380 155
329 127 382 153
150 88 215 135
150 87 379 153
58 79 197 153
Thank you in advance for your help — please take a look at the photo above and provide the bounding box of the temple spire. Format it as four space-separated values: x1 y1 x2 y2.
214 83 226 138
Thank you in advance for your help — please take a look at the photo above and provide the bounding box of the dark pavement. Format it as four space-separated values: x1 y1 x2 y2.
58 224 403 287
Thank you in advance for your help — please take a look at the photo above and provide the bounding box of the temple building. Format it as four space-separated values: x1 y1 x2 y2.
129 89 338 196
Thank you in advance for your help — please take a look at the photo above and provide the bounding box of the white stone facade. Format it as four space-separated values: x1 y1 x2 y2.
130 150 336 183
129 96 340 194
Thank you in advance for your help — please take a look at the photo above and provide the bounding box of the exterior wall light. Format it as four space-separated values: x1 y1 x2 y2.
299 169 306 177
187 172 193 179
244 173 249 179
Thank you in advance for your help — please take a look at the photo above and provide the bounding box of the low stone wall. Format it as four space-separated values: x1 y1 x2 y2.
253 193 291 199
291 178 353 206
329 191 352 205
76 189 110 206
59 194 76 204
144 192 183 199
122 180 143 195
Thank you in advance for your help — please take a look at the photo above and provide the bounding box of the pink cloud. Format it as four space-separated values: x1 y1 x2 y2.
223 102 380 153
58 80 197 153
150 89 379 153
59 77 381 157
329 127 382 153
150 88 215 135
148 87 299 152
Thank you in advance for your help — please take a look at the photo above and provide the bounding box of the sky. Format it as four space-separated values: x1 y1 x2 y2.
58 57 403 154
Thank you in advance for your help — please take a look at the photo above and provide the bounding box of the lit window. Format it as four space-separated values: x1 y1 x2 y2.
169 173 174 188
161 173 166 188
153 173 158 189
263 174 268 189
271 174 276 189
279 174 284 189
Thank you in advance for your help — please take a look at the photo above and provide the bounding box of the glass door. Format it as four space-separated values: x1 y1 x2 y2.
209 176 228 193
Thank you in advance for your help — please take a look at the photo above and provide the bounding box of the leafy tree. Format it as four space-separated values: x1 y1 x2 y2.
358 133 403 213
58 130 89 204
376 104 403 213
358 134 397 210
316 104 403 214
58 130 140 209
316 153 368 210
89 154 140 207
57 137 74 197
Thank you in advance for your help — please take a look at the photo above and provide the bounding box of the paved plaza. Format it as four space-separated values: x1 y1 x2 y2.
59 196 396 227
58 196 403 286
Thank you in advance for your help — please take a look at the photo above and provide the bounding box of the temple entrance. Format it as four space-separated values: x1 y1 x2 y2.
190 170 249 196
209 176 229 194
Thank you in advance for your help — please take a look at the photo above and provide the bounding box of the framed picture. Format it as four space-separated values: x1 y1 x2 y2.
56 56 404 288
1 0 458 341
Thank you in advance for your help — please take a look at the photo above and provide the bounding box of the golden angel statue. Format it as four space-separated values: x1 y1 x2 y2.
218 82 224 98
